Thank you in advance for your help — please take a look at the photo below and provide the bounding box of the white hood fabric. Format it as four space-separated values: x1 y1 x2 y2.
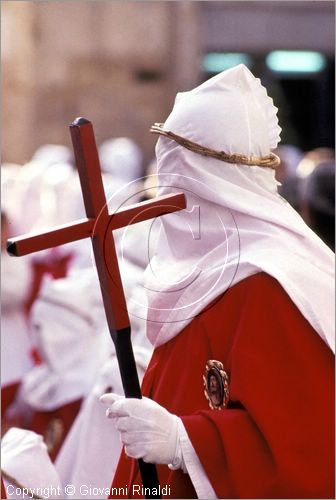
1 428 63 499
1 251 33 388
55 345 152 498
99 137 143 179
20 270 110 410
32 144 73 167
144 64 334 352
99 137 144 207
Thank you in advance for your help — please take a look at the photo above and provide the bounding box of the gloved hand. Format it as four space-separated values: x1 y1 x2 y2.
100 393 184 469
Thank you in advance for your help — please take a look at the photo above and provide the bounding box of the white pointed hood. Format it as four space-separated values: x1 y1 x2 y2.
144 64 334 351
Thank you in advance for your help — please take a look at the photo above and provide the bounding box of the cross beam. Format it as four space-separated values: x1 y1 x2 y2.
7 117 186 497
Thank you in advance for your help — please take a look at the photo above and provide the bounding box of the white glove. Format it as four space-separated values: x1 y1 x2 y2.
100 393 185 470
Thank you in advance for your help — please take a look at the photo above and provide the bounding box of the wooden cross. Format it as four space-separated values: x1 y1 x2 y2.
7 117 186 497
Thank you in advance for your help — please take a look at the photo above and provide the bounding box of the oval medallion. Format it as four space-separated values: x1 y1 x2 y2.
203 360 229 410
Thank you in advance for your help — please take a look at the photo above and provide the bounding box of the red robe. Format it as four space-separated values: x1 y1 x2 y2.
1 382 20 419
110 273 334 499
30 398 82 462
24 252 73 316
1 476 7 499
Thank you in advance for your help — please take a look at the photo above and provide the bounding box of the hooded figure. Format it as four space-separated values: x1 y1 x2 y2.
101 65 334 499
16 143 74 233
55 344 152 499
54 274 154 498
274 144 303 211
1 209 33 423
20 270 110 461
98 137 144 220
300 159 335 250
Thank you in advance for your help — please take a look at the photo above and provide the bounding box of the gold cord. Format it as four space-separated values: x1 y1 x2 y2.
150 123 280 169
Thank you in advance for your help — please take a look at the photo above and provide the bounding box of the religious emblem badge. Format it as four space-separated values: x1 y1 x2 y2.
203 360 229 410
45 418 64 454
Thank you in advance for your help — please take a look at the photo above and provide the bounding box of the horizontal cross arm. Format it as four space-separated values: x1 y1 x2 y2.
7 193 186 257
109 192 186 230
6 218 94 257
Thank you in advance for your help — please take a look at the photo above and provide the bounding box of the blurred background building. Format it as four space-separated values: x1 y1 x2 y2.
1 1 335 167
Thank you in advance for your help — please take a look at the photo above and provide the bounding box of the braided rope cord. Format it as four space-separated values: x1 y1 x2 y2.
150 123 280 169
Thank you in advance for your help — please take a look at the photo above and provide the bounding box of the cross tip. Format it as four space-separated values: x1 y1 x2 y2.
70 117 91 127
6 240 18 256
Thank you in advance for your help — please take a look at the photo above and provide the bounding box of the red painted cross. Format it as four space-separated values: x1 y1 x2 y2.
7 117 186 496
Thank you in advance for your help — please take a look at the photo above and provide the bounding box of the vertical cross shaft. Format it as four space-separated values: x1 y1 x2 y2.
70 118 130 333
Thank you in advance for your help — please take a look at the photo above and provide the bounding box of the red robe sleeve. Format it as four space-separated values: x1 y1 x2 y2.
110 273 334 499
181 273 334 498
1 476 7 499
